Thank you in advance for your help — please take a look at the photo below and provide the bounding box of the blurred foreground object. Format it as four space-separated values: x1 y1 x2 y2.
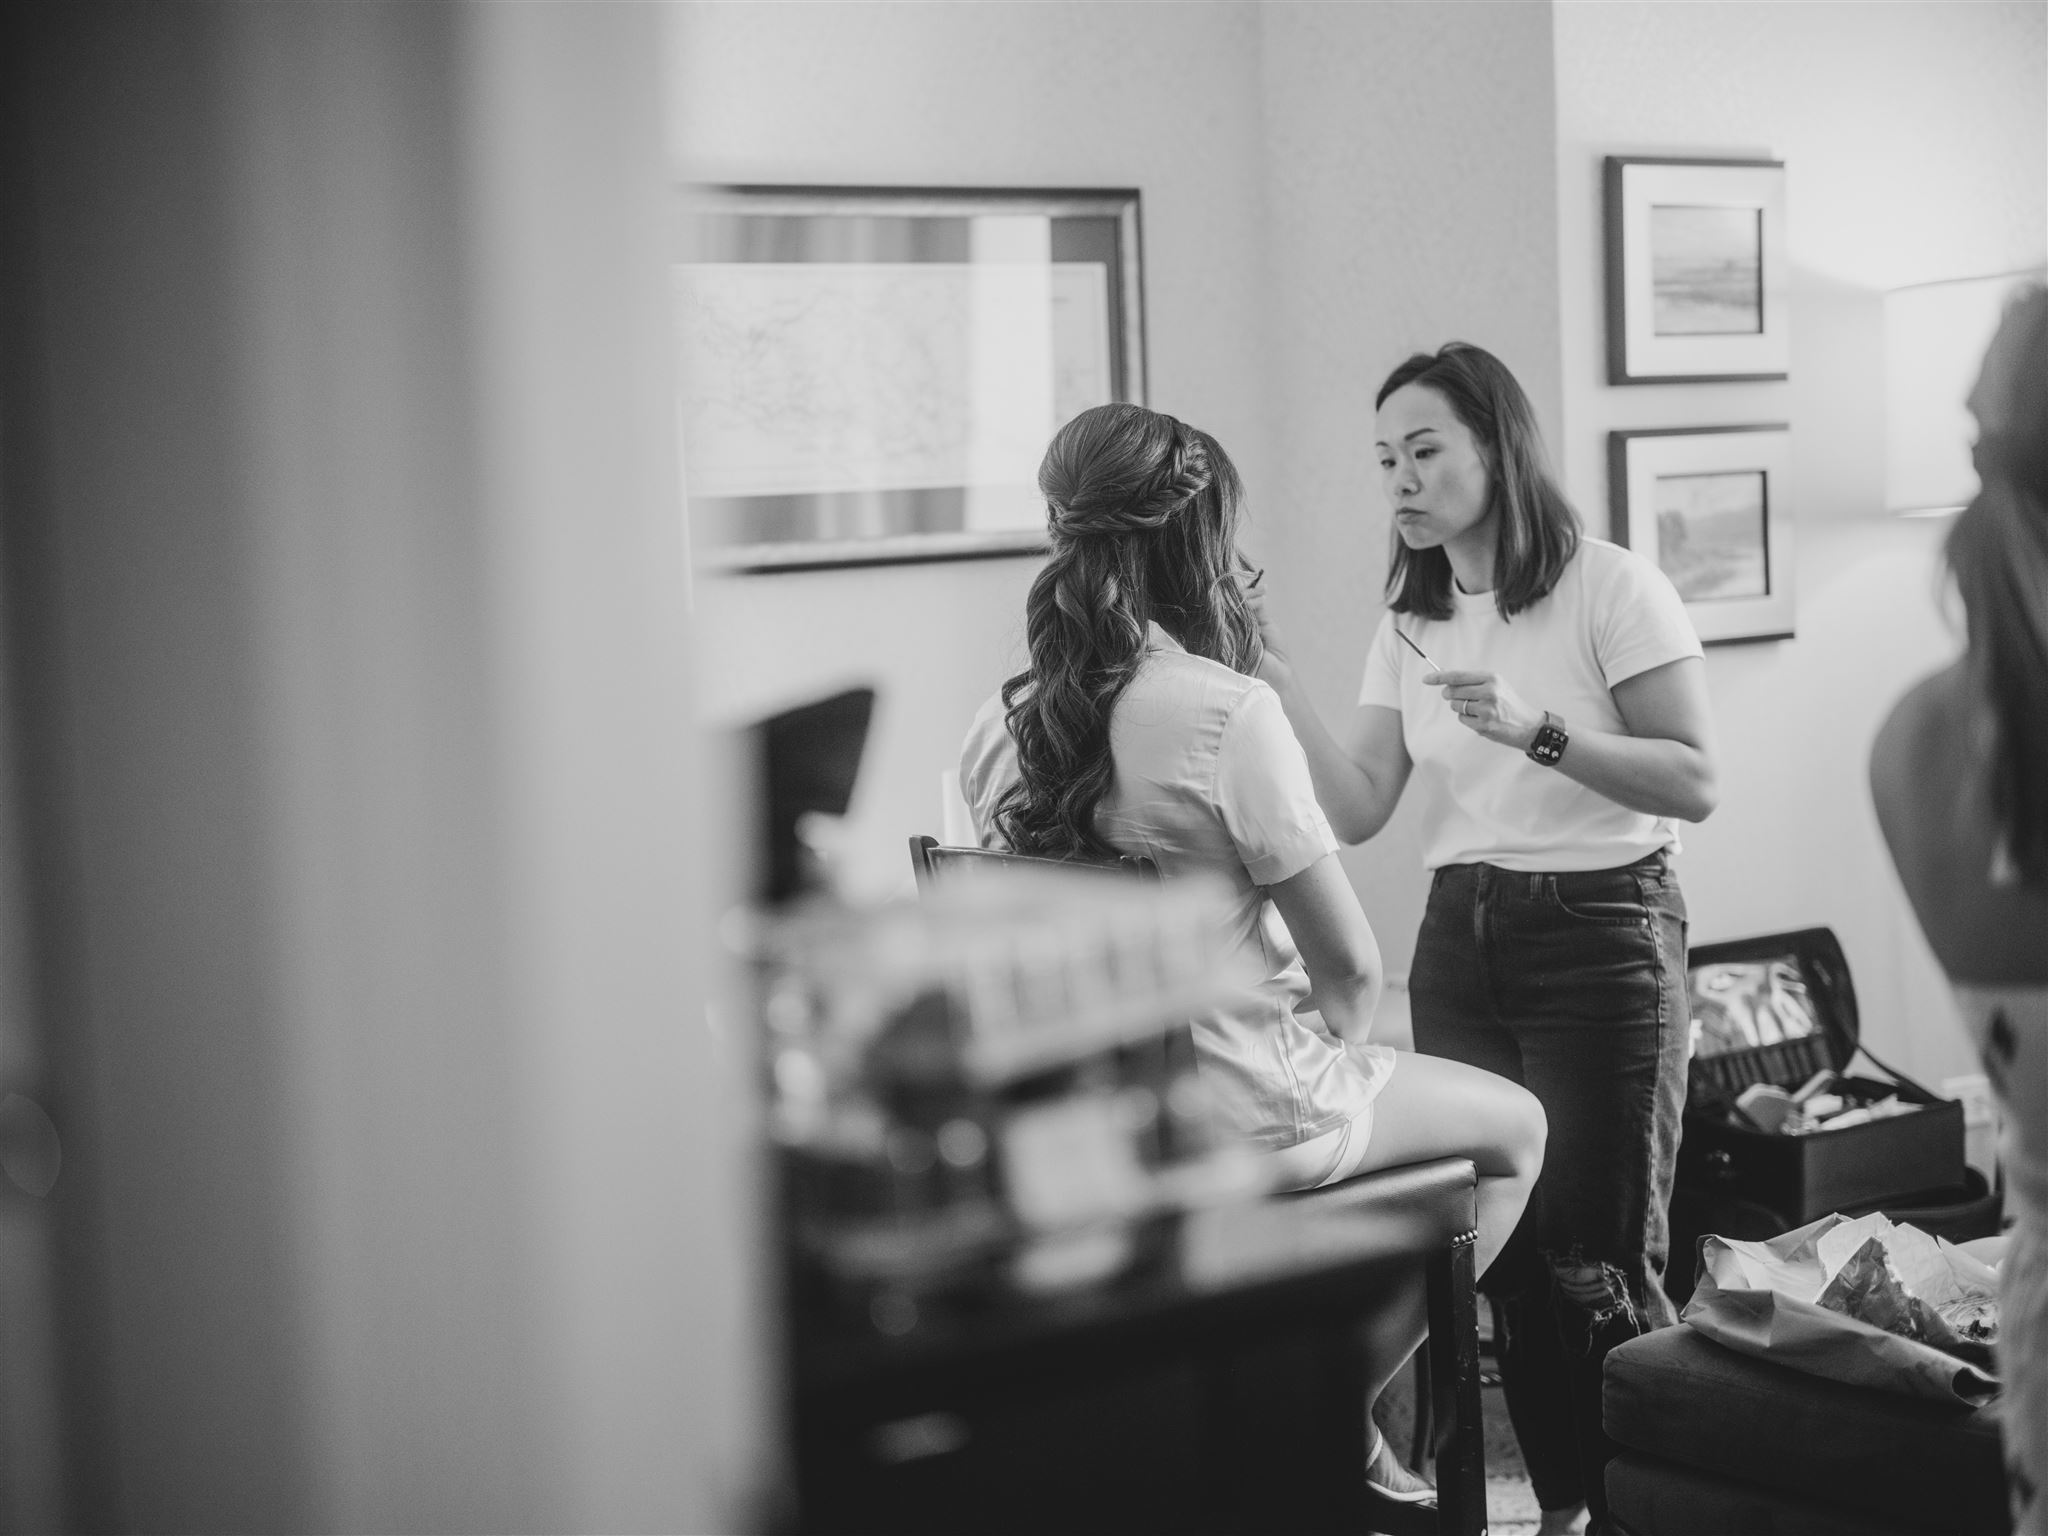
0 3 752 1529
742 865 1266 1323
742 708 1491 1533
755 688 876 905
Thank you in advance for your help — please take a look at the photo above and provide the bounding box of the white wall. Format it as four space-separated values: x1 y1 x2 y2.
668 1 1274 900
1553 0 2048 1083
1259 0 1563 978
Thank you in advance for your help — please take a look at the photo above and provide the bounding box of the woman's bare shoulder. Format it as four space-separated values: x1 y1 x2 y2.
1871 666 1964 829
1872 662 2048 985
1878 661 1969 740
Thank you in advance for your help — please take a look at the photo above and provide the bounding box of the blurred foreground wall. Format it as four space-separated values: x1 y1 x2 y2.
0 4 760 1531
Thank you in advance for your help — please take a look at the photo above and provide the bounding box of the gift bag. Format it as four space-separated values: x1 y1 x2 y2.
1681 1211 2000 1406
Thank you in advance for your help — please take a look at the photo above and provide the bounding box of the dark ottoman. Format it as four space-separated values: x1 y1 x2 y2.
1603 1323 2007 1535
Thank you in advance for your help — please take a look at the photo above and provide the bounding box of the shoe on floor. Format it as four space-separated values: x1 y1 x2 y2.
1366 1428 1437 1506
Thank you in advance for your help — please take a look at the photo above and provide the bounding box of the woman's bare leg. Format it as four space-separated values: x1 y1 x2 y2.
1360 1052 1547 1277
1344 1052 1547 1408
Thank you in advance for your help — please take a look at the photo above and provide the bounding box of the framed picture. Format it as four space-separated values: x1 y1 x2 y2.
1608 424 1793 644
1604 156 1788 384
675 185 1145 573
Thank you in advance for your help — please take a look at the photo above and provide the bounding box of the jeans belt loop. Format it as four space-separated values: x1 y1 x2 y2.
1527 871 1543 900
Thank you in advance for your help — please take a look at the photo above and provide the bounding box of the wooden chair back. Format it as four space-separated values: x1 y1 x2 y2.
907 834 1158 894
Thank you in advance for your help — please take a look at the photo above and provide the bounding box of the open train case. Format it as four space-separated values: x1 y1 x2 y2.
1670 928 1994 1298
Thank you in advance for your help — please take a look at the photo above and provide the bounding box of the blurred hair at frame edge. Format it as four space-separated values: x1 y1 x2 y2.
1954 283 2048 885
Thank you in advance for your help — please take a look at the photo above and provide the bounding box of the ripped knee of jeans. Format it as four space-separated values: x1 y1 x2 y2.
1547 1252 1638 1330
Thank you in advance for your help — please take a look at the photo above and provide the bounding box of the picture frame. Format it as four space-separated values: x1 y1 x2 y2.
675 184 1146 573
1604 156 1788 385
1608 424 1793 645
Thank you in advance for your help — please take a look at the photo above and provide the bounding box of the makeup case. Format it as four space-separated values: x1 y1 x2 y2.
1674 927 1970 1233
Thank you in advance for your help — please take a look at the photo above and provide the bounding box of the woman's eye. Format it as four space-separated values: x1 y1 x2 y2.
1378 458 1395 472
1415 447 1435 460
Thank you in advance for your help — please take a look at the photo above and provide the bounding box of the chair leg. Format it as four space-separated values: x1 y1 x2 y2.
1426 1229 1485 1536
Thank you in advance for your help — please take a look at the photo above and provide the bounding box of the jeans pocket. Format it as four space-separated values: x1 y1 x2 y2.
1546 871 1649 927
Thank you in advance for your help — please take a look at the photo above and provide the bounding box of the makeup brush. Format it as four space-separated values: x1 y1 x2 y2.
1393 626 1439 672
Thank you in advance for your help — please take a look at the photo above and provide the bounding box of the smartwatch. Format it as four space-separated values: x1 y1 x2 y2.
1526 711 1568 767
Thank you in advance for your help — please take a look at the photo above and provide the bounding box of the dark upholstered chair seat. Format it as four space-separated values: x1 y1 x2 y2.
1276 1151 1479 1251
1604 1323 2007 1535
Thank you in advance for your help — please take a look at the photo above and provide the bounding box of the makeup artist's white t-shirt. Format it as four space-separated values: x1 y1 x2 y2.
1357 537 1703 873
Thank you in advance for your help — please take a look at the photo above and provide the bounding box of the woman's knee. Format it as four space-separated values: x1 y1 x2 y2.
1502 1082 1547 1182
1454 1077 1545 1184
1373 1052 1546 1180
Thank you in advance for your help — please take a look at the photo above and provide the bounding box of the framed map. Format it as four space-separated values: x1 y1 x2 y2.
676 186 1146 573
1604 157 1788 384
1608 424 1794 645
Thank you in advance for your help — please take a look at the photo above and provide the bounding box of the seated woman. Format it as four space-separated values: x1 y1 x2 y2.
961 402 1546 1505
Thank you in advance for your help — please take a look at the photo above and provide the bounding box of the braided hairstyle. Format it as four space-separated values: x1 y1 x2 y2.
1955 283 2048 885
994 403 1263 860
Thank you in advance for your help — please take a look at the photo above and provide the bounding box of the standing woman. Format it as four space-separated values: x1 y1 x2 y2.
1872 285 2048 1535
1253 343 1718 1536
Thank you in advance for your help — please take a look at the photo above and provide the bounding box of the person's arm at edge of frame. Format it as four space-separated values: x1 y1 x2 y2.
1268 853 1384 1043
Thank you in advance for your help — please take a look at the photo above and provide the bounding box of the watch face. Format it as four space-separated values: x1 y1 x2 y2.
1529 721 1567 765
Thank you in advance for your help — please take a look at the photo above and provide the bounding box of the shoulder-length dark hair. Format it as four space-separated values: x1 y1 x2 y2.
1377 342 1579 621
1953 286 2048 885
994 402 1263 860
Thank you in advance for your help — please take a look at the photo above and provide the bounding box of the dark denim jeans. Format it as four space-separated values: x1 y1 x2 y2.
1410 851 1689 1523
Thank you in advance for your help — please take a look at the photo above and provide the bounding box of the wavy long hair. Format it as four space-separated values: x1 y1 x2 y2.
1954 285 2048 885
1377 342 1579 620
994 403 1263 860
